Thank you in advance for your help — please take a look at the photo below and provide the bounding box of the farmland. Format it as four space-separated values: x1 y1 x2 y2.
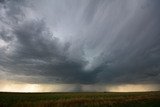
0 91 160 107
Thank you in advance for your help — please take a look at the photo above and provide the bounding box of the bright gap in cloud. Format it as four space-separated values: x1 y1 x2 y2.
0 80 159 92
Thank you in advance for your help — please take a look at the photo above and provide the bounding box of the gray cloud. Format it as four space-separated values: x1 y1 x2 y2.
0 0 160 86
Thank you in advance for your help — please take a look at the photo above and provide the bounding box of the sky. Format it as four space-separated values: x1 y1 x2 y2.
0 0 160 92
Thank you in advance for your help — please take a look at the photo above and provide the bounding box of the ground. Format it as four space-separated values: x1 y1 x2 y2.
0 91 160 107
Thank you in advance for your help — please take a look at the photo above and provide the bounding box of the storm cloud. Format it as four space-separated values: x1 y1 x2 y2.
0 0 160 88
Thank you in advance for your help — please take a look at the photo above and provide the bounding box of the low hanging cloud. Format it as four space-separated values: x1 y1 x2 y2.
0 0 160 88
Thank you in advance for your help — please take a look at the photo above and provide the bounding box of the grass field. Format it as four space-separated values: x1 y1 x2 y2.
0 91 160 107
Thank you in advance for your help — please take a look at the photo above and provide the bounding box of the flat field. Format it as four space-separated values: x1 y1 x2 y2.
0 91 160 107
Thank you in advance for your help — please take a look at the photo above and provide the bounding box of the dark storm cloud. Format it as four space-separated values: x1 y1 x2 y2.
0 0 160 85
0 19 96 84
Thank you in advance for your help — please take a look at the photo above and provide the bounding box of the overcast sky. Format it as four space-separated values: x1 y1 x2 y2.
0 0 160 92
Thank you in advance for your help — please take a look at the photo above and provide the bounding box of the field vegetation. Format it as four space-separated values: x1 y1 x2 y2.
0 91 160 107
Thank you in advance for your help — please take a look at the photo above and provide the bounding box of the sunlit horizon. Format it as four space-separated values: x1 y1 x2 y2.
0 80 159 92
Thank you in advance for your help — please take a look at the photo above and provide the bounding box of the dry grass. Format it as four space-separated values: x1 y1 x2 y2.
0 91 160 107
